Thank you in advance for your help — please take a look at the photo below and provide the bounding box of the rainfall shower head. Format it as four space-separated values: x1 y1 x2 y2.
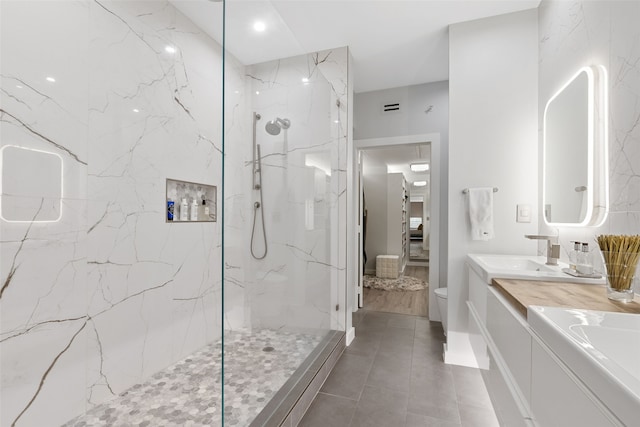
265 117 291 135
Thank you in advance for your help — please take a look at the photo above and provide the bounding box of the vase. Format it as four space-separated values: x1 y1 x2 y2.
600 251 639 303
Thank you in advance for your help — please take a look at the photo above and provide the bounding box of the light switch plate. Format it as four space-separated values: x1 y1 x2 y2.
517 204 531 223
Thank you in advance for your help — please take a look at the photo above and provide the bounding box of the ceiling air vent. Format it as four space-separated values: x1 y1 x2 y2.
382 102 400 114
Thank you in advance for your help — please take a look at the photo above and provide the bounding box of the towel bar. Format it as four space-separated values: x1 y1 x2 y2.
462 187 498 194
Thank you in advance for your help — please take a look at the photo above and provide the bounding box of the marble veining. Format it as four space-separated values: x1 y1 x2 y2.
1 1 223 425
224 46 349 335
539 0 640 287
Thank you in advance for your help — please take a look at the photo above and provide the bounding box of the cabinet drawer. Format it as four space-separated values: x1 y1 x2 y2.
487 288 531 404
531 339 619 427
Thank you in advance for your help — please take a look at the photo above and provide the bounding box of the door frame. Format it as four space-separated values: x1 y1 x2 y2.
350 133 441 321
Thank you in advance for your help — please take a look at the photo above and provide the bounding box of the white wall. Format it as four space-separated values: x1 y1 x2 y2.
538 0 640 292
362 160 388 273
354 81 449 141
447 9 539 366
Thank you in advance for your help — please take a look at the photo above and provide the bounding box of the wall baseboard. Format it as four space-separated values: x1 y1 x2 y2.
346 327 355 345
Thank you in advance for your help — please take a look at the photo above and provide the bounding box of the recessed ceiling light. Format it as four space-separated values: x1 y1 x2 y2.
410 163 429 172
46 76 56 83
15 85 23 89
253 21 266 32
133 108 140 113
302 77 309 83
165 45 177 54
255 91 260 95
413 181 427 187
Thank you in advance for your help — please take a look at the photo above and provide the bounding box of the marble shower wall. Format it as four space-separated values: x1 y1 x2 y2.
223 48 349 334
0 1 225 425
538 0 640 287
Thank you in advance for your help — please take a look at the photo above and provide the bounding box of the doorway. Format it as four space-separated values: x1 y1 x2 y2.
353 134 441 320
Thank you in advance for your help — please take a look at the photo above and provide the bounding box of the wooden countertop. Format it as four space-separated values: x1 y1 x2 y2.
492 278 640 318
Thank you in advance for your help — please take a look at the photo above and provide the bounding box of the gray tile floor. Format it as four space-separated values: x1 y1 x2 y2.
299 311 500 427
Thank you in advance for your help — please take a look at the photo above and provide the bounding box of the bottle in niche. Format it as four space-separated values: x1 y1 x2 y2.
180 198 189 221
198 198 209 220
569 241 580 272
167 199 174 221
190 198 199 221
577 242 593 275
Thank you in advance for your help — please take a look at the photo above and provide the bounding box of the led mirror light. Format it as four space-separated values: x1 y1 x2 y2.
542 65 608 227
0 145 64 223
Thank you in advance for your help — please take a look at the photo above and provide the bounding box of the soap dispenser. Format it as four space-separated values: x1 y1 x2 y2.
199 198 209 220
569 241 581 272
577 242 593 275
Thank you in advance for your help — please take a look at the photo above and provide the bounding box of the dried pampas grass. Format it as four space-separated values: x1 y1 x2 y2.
597 235 640 291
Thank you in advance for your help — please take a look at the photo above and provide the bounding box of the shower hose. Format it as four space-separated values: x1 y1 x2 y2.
250 147 268 260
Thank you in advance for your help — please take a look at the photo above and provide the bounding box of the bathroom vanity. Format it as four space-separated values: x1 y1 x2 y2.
466 255 640 427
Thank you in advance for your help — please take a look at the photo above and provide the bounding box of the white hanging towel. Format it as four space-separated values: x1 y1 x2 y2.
468 187 494 241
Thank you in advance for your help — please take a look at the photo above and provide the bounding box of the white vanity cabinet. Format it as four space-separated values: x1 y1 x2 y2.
468 267 489 368
467 265 622 427
486 289 532 405
467 267 532 426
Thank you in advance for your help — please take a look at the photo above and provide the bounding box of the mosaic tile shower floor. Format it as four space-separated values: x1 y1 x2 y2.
64 329 323 427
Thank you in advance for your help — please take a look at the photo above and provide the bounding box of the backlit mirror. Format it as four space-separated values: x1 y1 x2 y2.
543 65 608 227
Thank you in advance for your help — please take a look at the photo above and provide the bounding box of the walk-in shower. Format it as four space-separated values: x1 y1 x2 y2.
2 0 347 425
222 42 349 425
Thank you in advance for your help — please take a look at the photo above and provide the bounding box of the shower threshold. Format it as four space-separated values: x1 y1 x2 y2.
249 330 344 427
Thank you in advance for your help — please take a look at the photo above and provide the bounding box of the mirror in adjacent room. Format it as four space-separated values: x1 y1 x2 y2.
543 65 608 227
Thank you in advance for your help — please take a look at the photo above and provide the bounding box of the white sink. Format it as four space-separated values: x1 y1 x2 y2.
466 253 605 285
474 255 555 272
529 306 640 427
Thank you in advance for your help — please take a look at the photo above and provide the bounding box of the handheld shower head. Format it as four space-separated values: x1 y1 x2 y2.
265 117 291 135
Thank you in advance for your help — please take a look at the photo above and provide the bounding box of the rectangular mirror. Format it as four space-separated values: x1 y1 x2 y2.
543 65 608 227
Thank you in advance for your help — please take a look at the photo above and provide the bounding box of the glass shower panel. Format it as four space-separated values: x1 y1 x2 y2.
222 2 349 423
246 60 334 334
1 1 223 426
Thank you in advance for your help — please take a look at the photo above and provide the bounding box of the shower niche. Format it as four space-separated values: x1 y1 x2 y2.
166 178 217 222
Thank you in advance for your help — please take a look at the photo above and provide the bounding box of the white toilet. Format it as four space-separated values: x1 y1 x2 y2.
434 287 448 335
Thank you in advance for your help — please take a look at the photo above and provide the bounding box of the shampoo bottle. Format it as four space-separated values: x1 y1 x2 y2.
199 198 209 220
190 198 198 221
180 198 189 221
167 199 175 221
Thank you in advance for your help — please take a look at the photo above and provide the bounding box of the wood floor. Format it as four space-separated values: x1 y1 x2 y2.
362 266 428 317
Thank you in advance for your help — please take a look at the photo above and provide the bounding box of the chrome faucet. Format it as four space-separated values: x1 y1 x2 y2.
525 234 561 266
